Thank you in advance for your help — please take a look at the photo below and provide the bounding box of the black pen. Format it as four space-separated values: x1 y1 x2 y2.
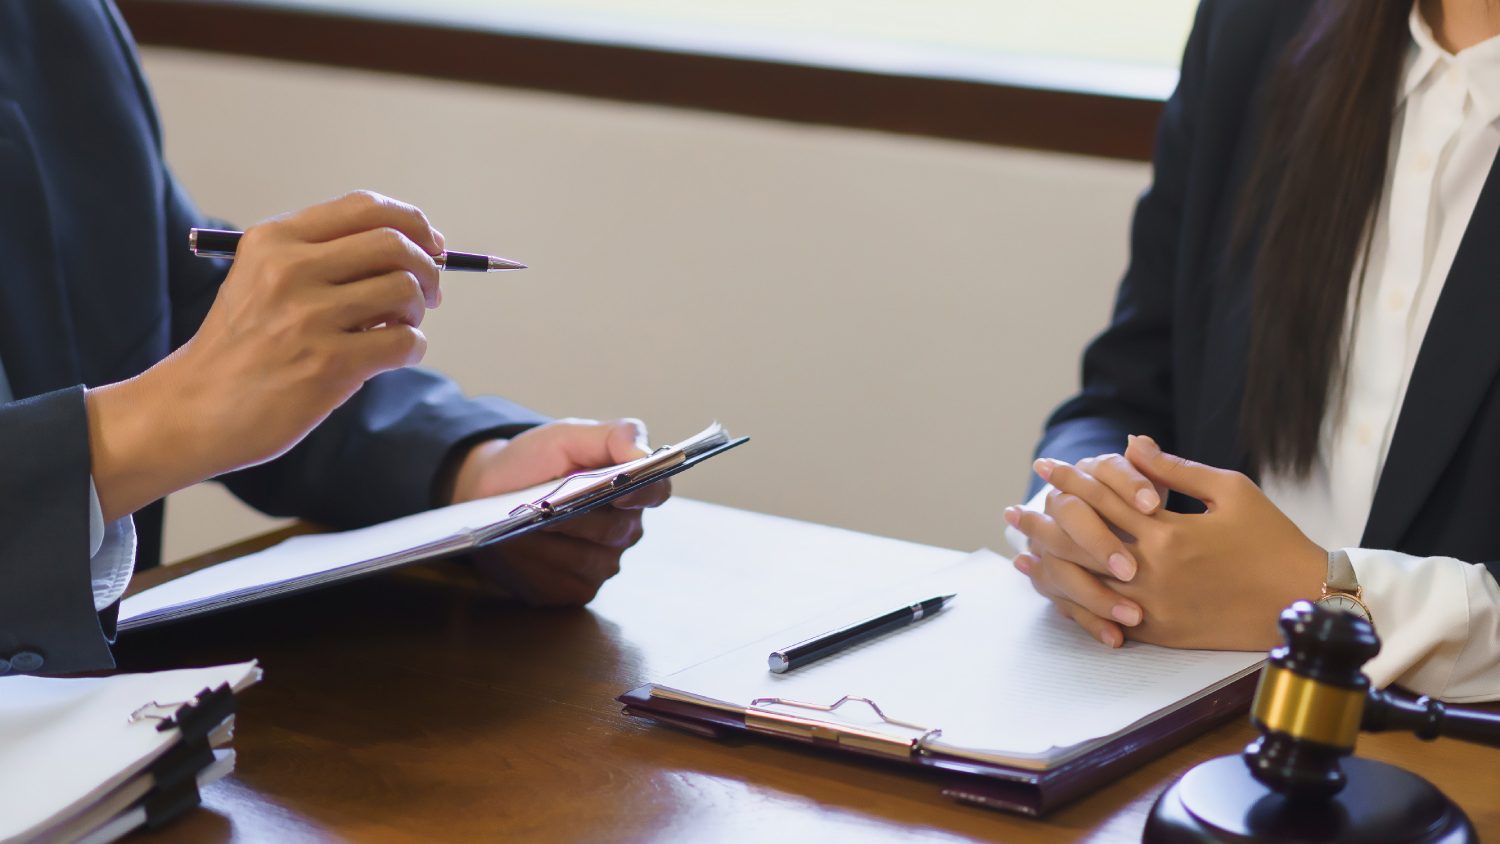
187 227 528 271
768 594 956 674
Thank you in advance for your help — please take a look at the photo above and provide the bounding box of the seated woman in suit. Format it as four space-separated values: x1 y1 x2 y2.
0 1 666 676
1005 0 1500 701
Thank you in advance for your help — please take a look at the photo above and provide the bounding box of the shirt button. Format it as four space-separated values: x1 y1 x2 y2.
1415 151 1436 171
10 651 43 673
1387 291 1408 312
1356 424 1375 447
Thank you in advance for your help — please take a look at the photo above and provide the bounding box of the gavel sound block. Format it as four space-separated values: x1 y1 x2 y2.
1145 601 1500 843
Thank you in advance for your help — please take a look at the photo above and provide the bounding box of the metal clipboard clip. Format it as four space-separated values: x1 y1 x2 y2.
744 694 943 760
508 445 686 519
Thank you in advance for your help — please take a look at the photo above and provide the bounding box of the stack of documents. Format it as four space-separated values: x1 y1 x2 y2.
120 423 745 631
622 549 1264 815
0 661 262 843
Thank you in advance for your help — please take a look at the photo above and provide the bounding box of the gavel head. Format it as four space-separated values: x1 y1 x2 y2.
1243 601 1381 800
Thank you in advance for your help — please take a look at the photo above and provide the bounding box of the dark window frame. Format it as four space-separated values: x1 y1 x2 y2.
117 0 1164 161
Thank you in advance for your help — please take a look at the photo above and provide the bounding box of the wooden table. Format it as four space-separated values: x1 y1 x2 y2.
116 500 1500 842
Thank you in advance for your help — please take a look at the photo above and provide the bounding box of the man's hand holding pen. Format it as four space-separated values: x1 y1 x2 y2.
88 190 446 522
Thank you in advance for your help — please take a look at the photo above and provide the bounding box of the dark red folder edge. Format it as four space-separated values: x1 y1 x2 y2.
618 669 1259 816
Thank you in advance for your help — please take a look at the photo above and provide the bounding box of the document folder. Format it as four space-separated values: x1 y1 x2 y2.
121 423 747 631
619 550 1263 817
0 662 261 843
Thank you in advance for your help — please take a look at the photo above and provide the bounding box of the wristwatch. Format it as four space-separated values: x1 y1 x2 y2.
1315 548 1374 623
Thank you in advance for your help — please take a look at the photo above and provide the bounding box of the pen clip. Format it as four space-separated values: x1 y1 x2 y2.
509 445 685 518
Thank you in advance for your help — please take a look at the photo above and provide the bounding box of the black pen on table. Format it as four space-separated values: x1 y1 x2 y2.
768 594 956 674
187 227 528 272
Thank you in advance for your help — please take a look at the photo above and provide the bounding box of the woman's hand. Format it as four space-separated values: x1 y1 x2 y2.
87 191 444 521
449 418 672 606
1004 449 1166 646
1009 436 1327 651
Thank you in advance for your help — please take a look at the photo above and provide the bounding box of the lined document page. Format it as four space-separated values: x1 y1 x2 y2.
654 549 1262 769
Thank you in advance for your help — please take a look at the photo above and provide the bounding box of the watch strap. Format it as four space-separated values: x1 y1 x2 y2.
1326 549 1359 593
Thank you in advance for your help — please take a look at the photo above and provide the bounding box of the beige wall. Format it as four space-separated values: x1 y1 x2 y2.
139 48 1150 562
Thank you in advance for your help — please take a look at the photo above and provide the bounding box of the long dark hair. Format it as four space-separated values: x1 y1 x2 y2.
1237 1 1411 477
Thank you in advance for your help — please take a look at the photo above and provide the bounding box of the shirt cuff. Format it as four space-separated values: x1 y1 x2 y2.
1345 547 1500 702
1005 485 1053 556
88 477 137 611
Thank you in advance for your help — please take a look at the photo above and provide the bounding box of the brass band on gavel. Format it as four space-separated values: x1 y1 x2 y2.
1250 662 1366 750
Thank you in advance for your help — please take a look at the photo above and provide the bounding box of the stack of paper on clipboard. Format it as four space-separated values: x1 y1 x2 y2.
620 549 1264 816
0 661 261 843
120 423 746 631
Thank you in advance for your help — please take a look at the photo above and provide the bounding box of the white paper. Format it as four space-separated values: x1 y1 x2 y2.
655 549 1262 768
119 483 551 628
0 662 261 844
120 423 734 630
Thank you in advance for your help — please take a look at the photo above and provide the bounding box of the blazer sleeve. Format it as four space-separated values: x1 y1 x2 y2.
1029 0 1217 494
0 387 115 674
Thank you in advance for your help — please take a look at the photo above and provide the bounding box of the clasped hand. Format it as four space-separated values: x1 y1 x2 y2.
1004 436 1325 652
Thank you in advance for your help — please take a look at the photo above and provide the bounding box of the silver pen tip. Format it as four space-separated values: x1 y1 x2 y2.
489 256 528 271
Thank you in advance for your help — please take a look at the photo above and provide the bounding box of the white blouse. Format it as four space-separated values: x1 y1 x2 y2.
1259 6 1500 702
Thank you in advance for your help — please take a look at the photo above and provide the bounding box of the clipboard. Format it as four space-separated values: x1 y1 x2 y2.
476 423 748 546
613 549 1266 817
618 674 1256 816
119 424 748 631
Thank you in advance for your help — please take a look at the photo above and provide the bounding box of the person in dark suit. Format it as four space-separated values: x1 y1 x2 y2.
0 1 667 677
1004 0 1500 701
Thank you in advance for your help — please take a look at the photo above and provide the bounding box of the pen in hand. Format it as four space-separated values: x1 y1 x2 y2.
768 594 956 674
188 227 528 272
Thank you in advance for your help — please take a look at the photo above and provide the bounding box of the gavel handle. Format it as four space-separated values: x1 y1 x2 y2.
1363 688 1500 747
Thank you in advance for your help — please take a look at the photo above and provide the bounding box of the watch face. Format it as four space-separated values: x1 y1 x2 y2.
1317 594 1372 621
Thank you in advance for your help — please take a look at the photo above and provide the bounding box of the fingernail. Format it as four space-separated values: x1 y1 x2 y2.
1107 552 1136 581
1111 604 1142 626
1099 628 1121 647
1013 555 1033 576
1033 458 1054 481
1135 489 1159 512
1003 507 1021 528
1132 435 1161 459
431 228 446 252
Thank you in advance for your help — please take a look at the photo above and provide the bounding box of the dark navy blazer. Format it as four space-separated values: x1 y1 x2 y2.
0 1 546 674
1038 0 1500 581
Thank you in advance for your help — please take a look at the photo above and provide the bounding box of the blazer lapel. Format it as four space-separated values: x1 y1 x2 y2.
1363 149 1500 549
0 98 80 398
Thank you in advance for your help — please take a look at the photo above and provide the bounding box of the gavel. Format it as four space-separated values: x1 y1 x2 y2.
1245 601 1500 799
1146 601 1500 843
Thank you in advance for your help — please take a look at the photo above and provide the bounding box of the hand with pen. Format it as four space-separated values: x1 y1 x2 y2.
1004 436 1325 652
88 191 447 523
448 418 672 606
85 187 669 607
